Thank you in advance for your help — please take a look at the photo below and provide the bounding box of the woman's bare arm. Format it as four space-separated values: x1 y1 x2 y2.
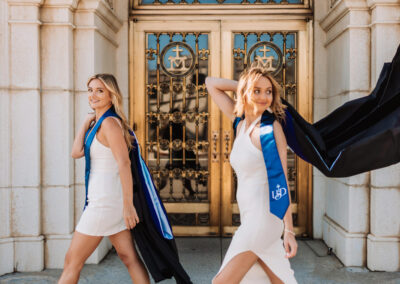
205 77 237 121
71 113 96 159
274 120 298 258
101 118 139 229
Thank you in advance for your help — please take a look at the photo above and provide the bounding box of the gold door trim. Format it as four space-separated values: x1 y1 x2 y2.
131 0 311 10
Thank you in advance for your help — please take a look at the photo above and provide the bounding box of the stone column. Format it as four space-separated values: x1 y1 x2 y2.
114 0 129 115
8 0 44 272
367 0 400 272
319 0 371 266
313 0 329 239
0 0 13 276
40 0 76 269
73 0 122 264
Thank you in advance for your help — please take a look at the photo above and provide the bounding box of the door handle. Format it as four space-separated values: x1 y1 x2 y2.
223 131 231 163
211 130 219 163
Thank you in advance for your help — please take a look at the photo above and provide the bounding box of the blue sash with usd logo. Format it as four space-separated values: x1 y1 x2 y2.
233 110 290 219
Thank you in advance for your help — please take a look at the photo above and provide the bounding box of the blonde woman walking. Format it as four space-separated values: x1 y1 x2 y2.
207 66 297 284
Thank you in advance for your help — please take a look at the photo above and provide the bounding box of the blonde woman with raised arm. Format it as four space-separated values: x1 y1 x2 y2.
207 66 298 284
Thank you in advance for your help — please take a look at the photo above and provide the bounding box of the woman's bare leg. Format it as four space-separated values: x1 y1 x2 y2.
108 229 150 284
58 232 103 284
258 259 284 284
212 251 258 284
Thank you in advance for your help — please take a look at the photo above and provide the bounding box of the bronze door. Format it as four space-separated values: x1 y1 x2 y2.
130 19 313 237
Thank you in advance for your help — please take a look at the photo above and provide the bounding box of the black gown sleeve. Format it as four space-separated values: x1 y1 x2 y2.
281 44 400 177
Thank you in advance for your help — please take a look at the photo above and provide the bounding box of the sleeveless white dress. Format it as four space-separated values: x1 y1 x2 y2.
75 119 127 236
216 116 297 283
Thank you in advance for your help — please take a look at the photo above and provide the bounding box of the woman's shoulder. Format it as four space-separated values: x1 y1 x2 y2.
101 116 123 133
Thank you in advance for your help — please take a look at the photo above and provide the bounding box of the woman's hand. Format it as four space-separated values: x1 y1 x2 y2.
71 113 97 159
84 113 96 129
123 203 140 230
283 230 298 258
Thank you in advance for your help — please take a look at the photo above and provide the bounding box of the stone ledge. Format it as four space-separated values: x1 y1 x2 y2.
45 234 72 269
14 236 44 272
0 238 14 276
323 215 367 266
76 0 122 33
367 234 400 271
320 0 369 33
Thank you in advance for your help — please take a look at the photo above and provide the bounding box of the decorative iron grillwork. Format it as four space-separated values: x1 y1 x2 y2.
145 32 210 210
232 31 298 215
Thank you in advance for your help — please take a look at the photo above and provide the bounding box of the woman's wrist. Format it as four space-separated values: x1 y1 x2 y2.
284 228 295 236
123 199 133 207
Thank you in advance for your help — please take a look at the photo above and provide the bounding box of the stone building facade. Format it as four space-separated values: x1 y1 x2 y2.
0 0 399 276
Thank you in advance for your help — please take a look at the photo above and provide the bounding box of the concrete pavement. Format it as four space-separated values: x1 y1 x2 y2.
1 238 399 284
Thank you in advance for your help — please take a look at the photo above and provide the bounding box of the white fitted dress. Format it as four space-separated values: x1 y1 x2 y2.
216 116 297 283
75 122 127 236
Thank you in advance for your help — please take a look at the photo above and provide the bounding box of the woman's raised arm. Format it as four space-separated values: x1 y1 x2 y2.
71 113 96 159
205 77 237 121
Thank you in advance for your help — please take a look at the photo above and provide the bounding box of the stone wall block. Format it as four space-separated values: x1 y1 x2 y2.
9 23 40 88
326 178 369 233
42 91 74 186
367 234 400 272
41 25 74 89
323 215 367 266
0 189 11 238
74 185 86 226
11 188 40 236
313 173 326 239
370 187 400 237
11 90 40 187
0 238 14 275
371 164 400 188
45 234 72 269
0 91 11 188
74 30 95 89
14 236 44 272
73 91 91 185
43 187 74 235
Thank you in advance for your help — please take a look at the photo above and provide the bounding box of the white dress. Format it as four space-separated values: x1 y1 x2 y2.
216 116 297 283
75 122 127 236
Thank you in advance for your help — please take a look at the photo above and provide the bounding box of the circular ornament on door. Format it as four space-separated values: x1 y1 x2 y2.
160 42 195 78
247 41 283 76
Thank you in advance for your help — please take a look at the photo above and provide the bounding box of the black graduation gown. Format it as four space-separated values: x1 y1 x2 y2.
281 44 400 177
129 143 192 284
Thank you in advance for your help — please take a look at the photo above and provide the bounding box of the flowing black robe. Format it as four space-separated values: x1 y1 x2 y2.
281 44 400 177
129 143 192 284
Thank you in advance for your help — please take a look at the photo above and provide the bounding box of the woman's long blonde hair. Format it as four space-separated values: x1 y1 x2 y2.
87 74 133 150
234 66 286 122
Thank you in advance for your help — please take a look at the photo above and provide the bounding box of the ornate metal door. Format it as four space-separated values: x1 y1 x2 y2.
130 18 313 237
131 22 222 236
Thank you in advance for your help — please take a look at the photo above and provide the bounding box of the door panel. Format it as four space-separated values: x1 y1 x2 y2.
131 22 222 236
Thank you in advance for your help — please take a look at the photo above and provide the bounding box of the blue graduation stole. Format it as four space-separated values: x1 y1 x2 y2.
83 107 173 239
233 110 290 219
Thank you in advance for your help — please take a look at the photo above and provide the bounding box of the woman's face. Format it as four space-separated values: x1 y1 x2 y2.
248 76 273 114
88 79 112 110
